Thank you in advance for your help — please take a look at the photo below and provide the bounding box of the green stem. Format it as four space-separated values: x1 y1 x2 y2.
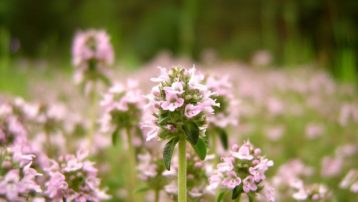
178 137 187 202
210 131 217 153
248 194 254 202
126 127 138 201
88 83 98 147
154 189 160 202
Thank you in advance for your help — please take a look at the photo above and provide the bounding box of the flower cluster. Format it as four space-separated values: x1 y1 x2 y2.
72 29 114 89
44 150 110 201
100 80 144 141
0 146 42 201
208 141 274 201
137 151 168 193
0 102 27 146
143 66 218 142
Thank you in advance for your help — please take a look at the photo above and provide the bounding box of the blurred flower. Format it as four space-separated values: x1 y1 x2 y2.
100 79 144 143
292 180 331 201
44 150 110 201
305 123 324 139
72 29 114 90
340 169 358 193
321 156 343 177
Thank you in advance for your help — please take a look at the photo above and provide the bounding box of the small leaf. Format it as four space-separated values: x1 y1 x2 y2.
191 138 207 160
216 127 228 150
183 122 199 145
135 186 150 193
112 128 120 146
232 186 242 200
163 137 180 170
216 191 226 202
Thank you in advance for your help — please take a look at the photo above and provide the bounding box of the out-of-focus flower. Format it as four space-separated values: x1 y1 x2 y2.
100 80 144 134
340 169 358 193
292 180 331 201
272 159 313 188
44 150 110 201
321 156 343 177
305 123 324 139
265 125 285 141
72 29 114 90
206 75 239 128
208 141 274 201
0 147 42 201
252 50 272 67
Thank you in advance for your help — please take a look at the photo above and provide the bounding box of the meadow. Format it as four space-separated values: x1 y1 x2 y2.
0 30 357 202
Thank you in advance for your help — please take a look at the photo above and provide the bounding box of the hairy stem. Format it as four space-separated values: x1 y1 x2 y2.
178 137 187 202
126 127 138 201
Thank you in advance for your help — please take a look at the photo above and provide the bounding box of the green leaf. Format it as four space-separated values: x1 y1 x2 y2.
216 191 226 202
135 186 150 193
232 186 241 200
216 127 228 150
163 137 180 170
112 128 120 146
191 137 207 160
182 122 199 145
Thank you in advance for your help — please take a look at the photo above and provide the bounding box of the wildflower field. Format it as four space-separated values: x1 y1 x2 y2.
0 29 357 202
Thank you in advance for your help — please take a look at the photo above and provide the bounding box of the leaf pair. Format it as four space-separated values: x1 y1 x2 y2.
183 122 207 160
163 122 208 170
217 186 242 201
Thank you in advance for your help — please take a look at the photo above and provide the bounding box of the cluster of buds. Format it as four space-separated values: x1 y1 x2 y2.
143 66 219 168
72 30 114 91
0 146 42 201
208 141 274 201
44 150 110 201
163 152 214 200
100 80 144 143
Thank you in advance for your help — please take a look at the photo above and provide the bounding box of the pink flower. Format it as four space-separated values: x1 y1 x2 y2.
45 172 68 198
321 156 343 177
222 171 242 189
163 81 184 95
161 92 184 111
243 176 258 192
231 142 253 160
184 104 202 118
0 169 21 200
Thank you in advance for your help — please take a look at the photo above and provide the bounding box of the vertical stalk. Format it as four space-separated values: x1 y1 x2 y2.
248 194 254 202
178 137 187 202
210 132 216 154
88 83 97 147
126 127 138 201
154 189 160 202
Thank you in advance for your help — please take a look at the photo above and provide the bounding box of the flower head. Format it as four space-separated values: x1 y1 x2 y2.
72 29 114 89
44 150 110 201
143 66 218 141
100 80 144 137
208 141 274 200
